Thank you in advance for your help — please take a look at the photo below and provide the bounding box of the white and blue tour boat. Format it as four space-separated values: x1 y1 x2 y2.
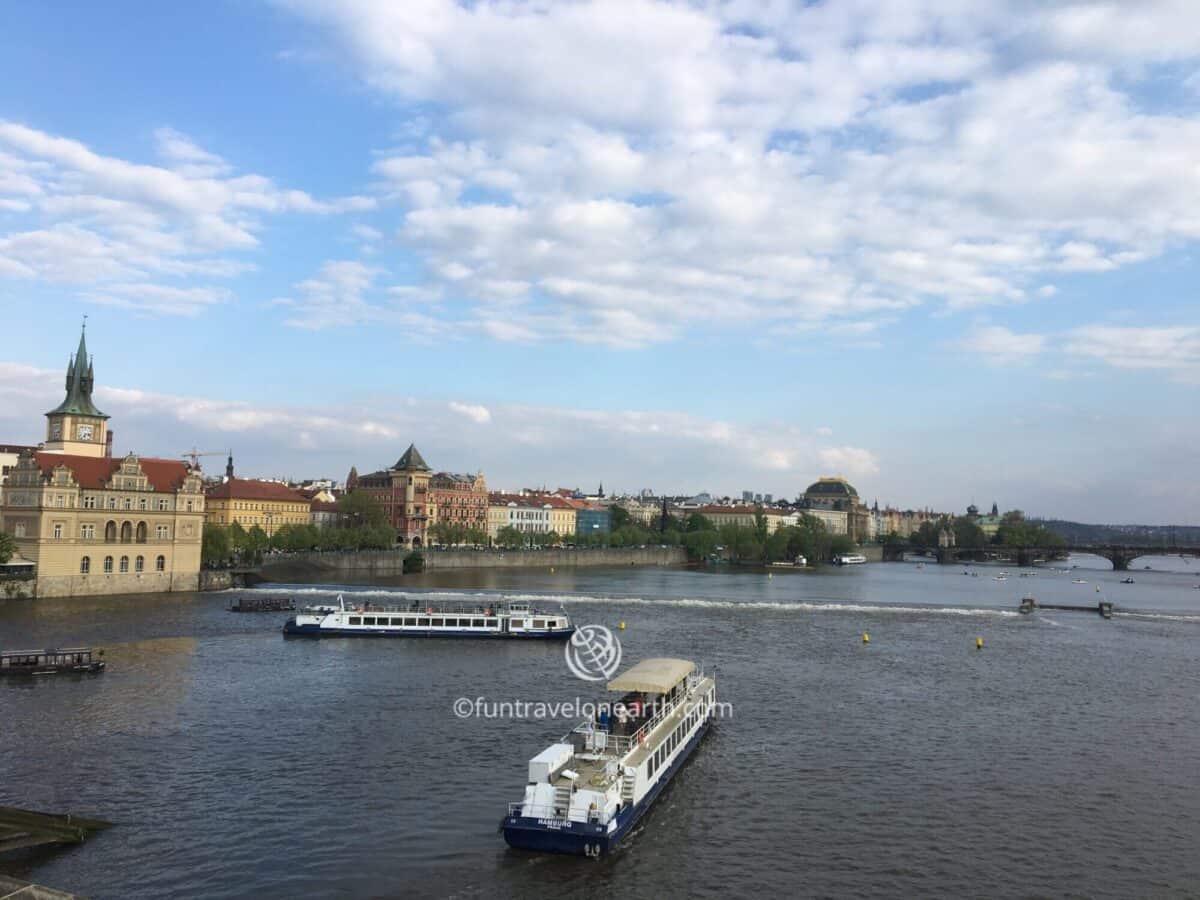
283 595 574 639
501 657 717 857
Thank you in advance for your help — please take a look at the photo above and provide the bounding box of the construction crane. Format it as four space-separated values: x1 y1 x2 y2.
181 447 229 469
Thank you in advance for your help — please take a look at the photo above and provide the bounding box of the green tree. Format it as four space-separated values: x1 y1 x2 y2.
245 525 270 559
496 526 524 549
228 521 248 555
338 490 388 529
609 505 631 530
952 516 986 549
684 529 718 560
686 512 715 533
201 526 231 565
829 534 858 557
0 532 17 565
464 527 487 547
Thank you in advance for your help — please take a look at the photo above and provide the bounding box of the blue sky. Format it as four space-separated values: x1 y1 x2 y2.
1 1 1198 523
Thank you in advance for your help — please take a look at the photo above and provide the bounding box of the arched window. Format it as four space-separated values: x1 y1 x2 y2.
80 556 90 574
120 521 132 543
135 555 144 572
119 555 129 573
155 555 166 572
135 522 148 543
105 521 117 542
103 556 113 573
139 498 147 510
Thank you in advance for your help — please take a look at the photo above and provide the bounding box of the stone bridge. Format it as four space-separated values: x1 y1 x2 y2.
881 543 1200 571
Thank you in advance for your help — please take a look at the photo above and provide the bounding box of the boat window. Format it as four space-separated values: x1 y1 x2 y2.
445 618 458 627
533 619 545 629
363 617 376 625
404 617 416 626
349 617 362 625
485 619 498 628
472 618 484 627
431 618 444 627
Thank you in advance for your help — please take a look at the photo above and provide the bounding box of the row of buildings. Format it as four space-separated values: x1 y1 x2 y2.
0 331 970 598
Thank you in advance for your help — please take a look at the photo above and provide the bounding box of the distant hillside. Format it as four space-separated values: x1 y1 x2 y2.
1034 519 1200 546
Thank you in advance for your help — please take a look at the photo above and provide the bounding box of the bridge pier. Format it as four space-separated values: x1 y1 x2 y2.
936 547 957 565
1106 551 1135 571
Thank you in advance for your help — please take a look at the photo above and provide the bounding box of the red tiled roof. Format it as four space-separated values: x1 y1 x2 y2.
33 452 193 493
311 500 339 513
206 478 310 504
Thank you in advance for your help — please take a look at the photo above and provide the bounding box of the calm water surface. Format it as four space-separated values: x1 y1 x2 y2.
2 556 1199 899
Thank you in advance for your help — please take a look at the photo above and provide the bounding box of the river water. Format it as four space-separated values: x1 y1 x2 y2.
2 555 1199 899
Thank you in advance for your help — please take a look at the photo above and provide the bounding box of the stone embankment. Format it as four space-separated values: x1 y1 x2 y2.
210 546 687 587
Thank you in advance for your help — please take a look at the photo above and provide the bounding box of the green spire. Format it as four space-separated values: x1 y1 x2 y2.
46 324 108 420
394 443 430 471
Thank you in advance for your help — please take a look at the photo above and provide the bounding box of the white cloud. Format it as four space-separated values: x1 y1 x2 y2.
272 1 1200 346
0 121 374 315
962 324 1048 360
1063 324 1200 381
448 401 491 424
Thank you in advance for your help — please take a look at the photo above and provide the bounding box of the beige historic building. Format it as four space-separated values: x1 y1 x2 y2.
0 330 205 597
204 458 311 536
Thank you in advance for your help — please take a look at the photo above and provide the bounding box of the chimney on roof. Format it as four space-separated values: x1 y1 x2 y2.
105 430 113 458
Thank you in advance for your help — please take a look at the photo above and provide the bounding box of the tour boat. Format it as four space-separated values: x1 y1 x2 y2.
833 554 867 565
1 647 105 677
501 658 717 857
282 595 573 639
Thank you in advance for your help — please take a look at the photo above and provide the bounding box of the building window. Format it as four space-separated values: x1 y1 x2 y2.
80 556 90 574
81 524 95 540
158 498 168 511
136 522 147 543
156 525 169 540
135 555 144 573
119 556 129 573
83 495 96 509
13 522 26 538
186 499 193 512
139 498 147 510
106 496 116 509
120 521 132 543
55 494 64 508
123 497 132 510
103 556 113 573
53 523 63 539
155 555 165 572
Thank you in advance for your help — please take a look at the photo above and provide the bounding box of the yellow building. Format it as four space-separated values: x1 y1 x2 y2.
205 471 311 536
0 330 205 597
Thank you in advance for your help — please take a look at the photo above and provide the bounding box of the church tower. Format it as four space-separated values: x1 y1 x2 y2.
44 325 110 458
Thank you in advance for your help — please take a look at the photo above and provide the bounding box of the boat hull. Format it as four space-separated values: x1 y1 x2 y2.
283 619 574 640
502 718 711 857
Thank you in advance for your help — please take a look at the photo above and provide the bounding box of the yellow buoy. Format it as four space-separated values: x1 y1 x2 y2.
619 621 626 631
861 632 870 644
976 637 984 650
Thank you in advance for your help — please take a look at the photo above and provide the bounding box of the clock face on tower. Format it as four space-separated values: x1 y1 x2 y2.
77 423 94 441
50 423 62 440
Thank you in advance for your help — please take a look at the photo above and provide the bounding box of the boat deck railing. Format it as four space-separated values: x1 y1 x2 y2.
307 597 556 616
564 668 710 757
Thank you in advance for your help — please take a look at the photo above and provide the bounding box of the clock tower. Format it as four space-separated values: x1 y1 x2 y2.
44 325 109 457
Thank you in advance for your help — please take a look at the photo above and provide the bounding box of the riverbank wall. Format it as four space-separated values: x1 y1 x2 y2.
245 546 687 583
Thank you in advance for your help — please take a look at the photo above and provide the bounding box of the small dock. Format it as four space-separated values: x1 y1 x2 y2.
1019 596 1113 618
227 595 294 612
0 806 110 855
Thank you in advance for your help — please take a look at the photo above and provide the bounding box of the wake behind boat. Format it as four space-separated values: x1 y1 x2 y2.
283 595 573 639
502 658 717 857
